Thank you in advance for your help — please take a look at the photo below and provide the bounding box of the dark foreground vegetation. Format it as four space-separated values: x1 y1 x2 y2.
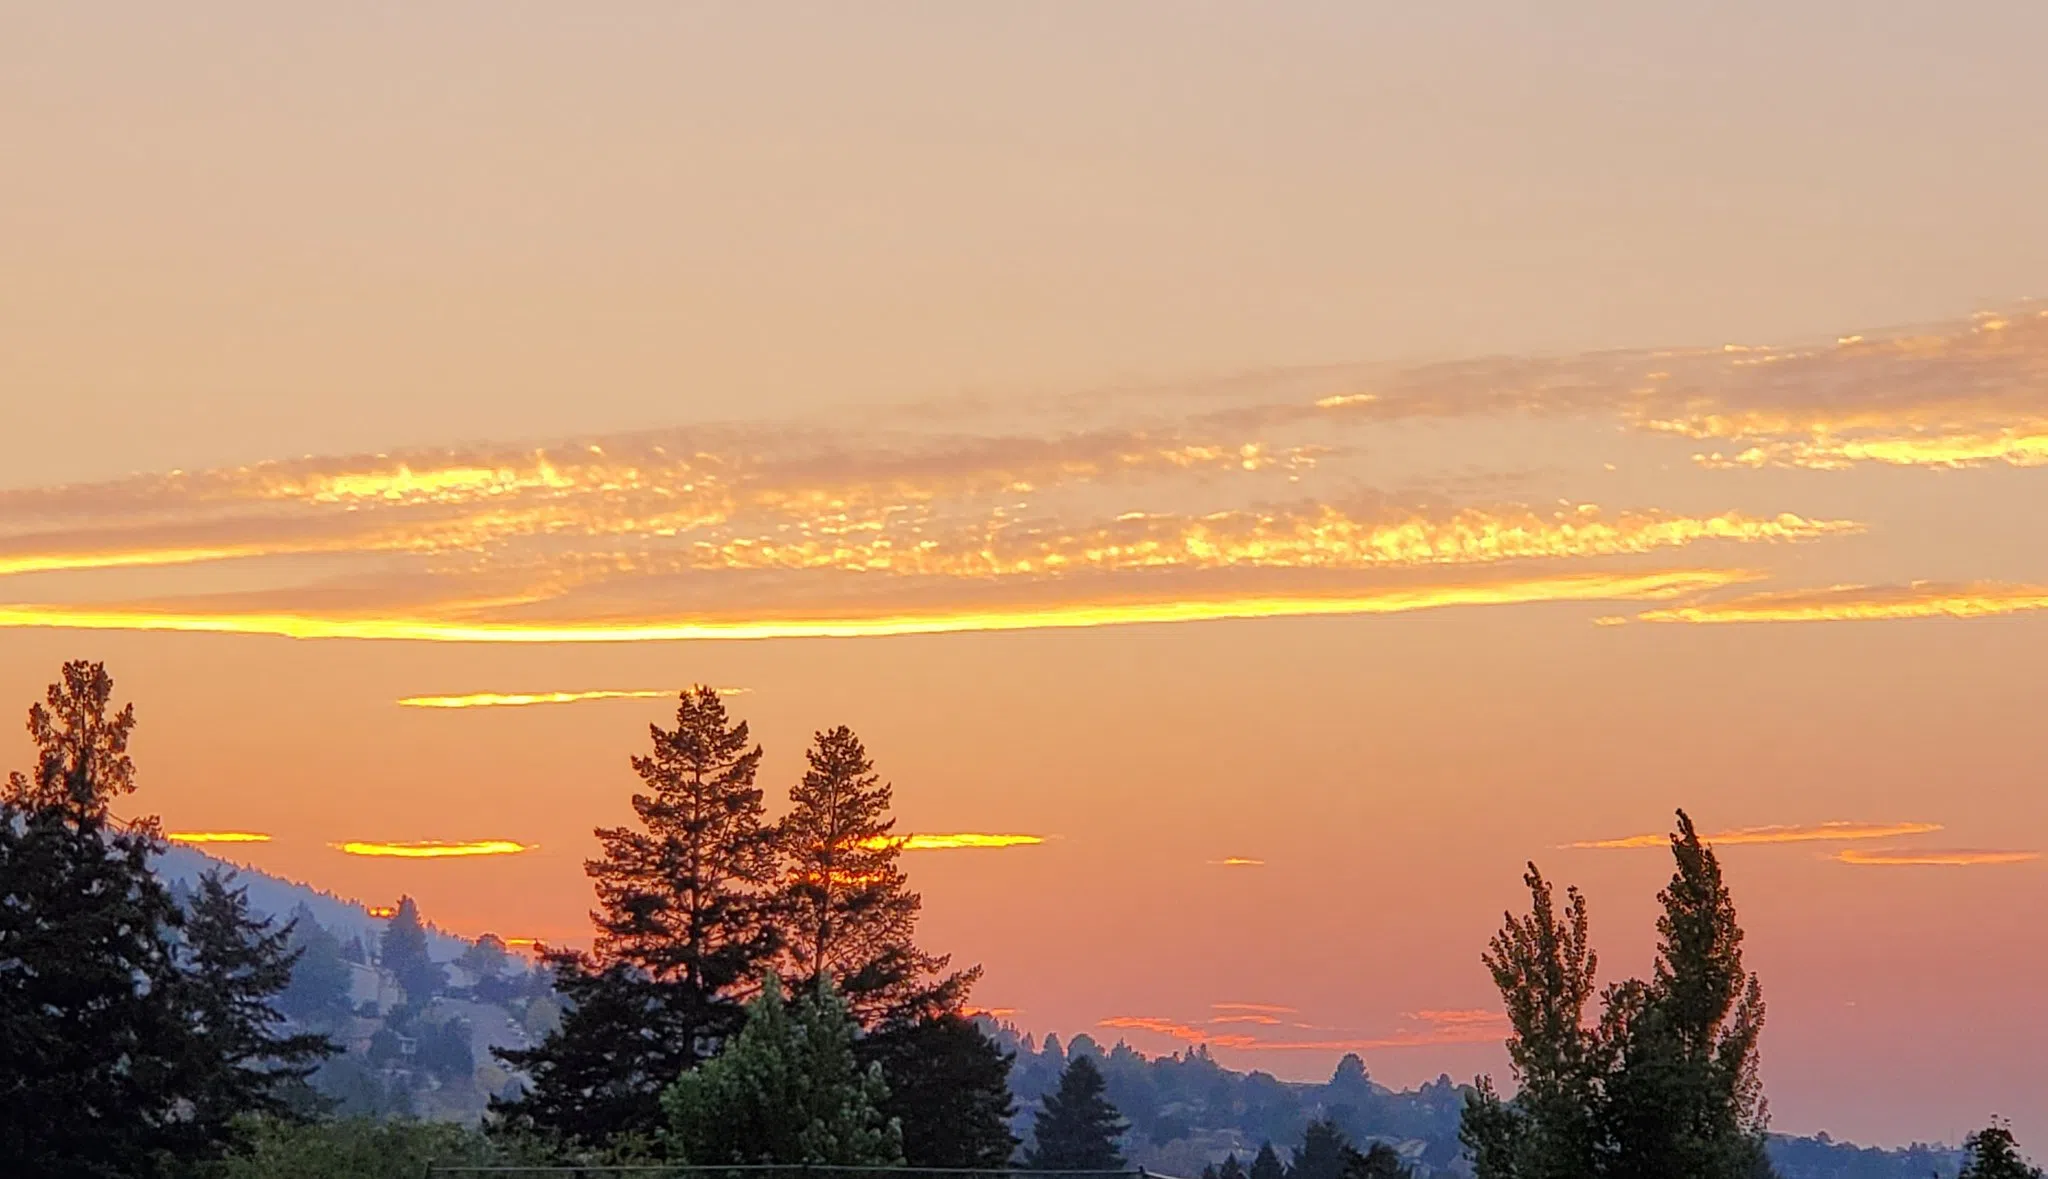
0 662 2035 1179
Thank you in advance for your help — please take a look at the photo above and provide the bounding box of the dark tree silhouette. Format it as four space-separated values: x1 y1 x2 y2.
1291 1118 1354 1179
1462 864 1602 1179
861 1014 1018 1167
1348 1142 1413 1179
777 725 969 1022
178 869 337 1142
1251 1141 1288 1179
278 904 354 1023
0 662 199 1172
1028 1054 1128 1170
496 686 782 1144
1219 1152 1249 1179
380 896 444 1004
1961 1120 2042 1179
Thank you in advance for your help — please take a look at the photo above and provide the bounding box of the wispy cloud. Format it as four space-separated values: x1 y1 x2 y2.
1834 848 2040 867
333 840 534 858
861 833 1045 851
167 831 273 844
1635 582 2048 625
1212 1002 1298 1014
396 687 750 709
1570 821 1942 850
1209 857 1267 867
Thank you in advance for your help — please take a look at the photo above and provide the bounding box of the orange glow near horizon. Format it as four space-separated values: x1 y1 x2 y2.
1570 821 1943 850
167 831 273 844
366 906 398 919
1834 848 2040 867
334 840 535 858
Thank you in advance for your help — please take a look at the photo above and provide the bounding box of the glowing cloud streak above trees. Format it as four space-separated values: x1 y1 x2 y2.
1570 821 1943 849
396 688 751 708
333 840 535 858
1833 848 2040 867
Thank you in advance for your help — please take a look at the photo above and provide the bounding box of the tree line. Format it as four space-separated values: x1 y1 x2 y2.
1 661 2040 1178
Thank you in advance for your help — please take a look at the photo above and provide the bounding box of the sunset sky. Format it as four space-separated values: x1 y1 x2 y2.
5 2 2048 1151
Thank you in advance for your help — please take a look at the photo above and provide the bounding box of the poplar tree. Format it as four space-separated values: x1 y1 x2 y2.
777 725 964 1022
1027 1054 1127 1170
495 685 779 1144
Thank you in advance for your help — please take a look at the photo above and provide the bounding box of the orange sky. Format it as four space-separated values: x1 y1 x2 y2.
5 2 2048 1152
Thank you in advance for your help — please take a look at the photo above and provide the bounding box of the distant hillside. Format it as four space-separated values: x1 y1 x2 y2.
154 843 475 960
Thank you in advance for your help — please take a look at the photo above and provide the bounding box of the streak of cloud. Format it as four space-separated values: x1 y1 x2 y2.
334 840 535 858
1570 821 1943 850
860 833 1045 851
0 567 1758 642
1212 1003 1298 1014
1209 857 1266 866
397 687 750 709
1635 582 2048 625
167 831 273 844
1834 848 2040 867
1098 1007 1509 1053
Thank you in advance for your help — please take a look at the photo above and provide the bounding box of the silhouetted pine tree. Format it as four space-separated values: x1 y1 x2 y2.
0 662 201 1173
1251 1141 1288 1179
380 895 443 1004
178 869 337 1144
495 685 780 1144
278 904 354 1023
861 1013 1018 1166
1219 1152 1249 1179
1960 1120 2043 1179
1027 1054 1127 1170
777 725 969 1022
1291 1119 1355 1179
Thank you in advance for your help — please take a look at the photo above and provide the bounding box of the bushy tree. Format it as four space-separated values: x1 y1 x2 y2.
662 974 903 1165
1961 1121 2042 1179
1291 1118 1354 1179
778 726 970 1023
861 1013 1018 1166
1461 810 1774 1179
178 870 337 1142
1028 1054 1128 1170
497 686 779 1144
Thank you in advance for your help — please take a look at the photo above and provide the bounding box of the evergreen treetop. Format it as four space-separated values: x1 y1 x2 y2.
1028 1053 1128 1171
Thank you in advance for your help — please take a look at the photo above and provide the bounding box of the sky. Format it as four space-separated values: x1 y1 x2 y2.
4 1 2048 1151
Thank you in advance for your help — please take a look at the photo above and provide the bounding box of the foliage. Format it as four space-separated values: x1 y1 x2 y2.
178 870 338 1143
861 1012 1019 1167
379 897 442 1005
495 686 778 1144
277 906 354 1024
662 974 903 1165
1251 1141 1287 1179
1960 1121 2043 1179
1028 1054 1128 1170
1461 809 1774 1179
210 1115 555 1179
778 725 973 1024
0 662 202 1175
457 933 510 984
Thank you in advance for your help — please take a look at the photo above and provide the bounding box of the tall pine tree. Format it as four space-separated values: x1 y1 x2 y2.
777 725 965 1022
0 662 199 1174
380 895 443 1005
495 685 780 1145
1027 1054 1127 1170
178 869 337 1147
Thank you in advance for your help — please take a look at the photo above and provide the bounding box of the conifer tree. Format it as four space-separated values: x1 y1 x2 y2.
1291 1119 1354 1179
778 725 965 1022
1250 1141 1287 1179
0 661 199 1173
1027 1054 1128 1170
1961 1120 2043 1179
278 905 354 1023
663 974 904 1165
178 869 337 1144
1220 1152 1249 1179
380 895 444 1004
495 686 781 1144
861 1013 1019 1166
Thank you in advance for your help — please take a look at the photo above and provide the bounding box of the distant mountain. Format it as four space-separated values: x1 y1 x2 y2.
154 843 476 960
